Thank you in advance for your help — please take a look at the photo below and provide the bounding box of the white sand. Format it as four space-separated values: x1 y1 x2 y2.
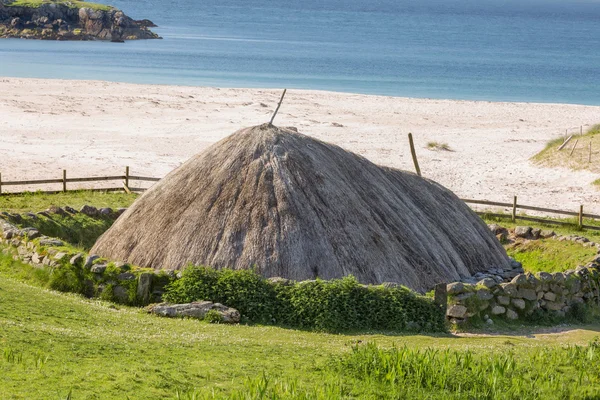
1 77 599 213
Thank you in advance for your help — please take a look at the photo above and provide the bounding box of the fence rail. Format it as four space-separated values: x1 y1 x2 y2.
463 196 600 231
0 167 159 195
1 168 600 231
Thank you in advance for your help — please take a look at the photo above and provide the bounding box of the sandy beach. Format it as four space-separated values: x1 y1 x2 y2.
0 77 599 213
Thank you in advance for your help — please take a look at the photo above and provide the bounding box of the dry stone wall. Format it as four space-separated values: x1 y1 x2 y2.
446 225 600 324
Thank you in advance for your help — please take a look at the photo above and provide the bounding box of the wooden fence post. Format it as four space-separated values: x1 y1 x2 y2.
408 132 421 177
125 166 130 188
62 170 67 192
512 196 517 222
579 205 584 228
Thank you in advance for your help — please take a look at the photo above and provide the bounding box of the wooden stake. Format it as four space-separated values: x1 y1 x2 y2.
125 166 130 189
62 169 67 192
408 133 421 177
512 195 517 222
122 181 132 194
570 139 579 156
558 135 573 151
269 89 287 125
579 205 584 228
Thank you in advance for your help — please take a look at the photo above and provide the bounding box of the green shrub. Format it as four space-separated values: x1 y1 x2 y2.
48 263 87 295
204 309 224 324
163 266 445 333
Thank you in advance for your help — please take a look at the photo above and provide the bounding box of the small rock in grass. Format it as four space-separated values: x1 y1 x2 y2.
99 207 113 216
80 205 98 216
514 226 532 238
70 253 83 265
84 255 100 269
91 263 107 274
506 309 519 320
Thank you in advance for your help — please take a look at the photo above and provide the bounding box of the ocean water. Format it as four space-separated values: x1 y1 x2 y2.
1 0 600 104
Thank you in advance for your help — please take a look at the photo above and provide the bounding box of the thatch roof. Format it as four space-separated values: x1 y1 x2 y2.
91 123 510 292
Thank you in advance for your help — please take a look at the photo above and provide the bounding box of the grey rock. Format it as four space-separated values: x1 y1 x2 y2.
454 292 474 301
514 226 532 238
64 206 78 214
511 274 528 285
80 205 98 216
497 295 510 306
91 263 107 274
70 253 83 265
517 288 537 301
53 252 68 261
84 255 100 269
117 272 135 281
113 285 130 303
539 230 556 239
39 239 64 247
137 273 153 304
477 278 497 289
491 305 506 315
148 301 240 323
536 272 553 282
531 228 541 239
506 309 519 320
544 292 557 302
21 227 40 239
545 301 563 311
447 282 466 295
447 304 468 319
511 298 526 310
99 207 113 216
477 288 494 301
552 272 565 283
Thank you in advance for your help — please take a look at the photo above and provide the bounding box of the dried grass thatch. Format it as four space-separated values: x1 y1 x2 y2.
92 123 510 292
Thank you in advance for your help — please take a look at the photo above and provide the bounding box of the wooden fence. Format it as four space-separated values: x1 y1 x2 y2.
1 168 599 231
462 196 600 231
0 167 160 195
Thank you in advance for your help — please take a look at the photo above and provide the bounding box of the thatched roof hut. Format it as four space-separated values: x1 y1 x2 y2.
91 123 510 292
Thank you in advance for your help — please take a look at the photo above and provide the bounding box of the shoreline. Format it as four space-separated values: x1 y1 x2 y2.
1 76 599 213
2 74 599 108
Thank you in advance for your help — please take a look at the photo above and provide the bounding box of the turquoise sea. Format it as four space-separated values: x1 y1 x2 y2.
1 0 600 104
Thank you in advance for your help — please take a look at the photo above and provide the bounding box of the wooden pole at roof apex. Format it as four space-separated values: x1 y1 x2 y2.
269 89 287 125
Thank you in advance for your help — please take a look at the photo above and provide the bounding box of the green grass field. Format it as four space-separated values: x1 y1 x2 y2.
0 191 136 214
2 253 600 399
3 192 600 397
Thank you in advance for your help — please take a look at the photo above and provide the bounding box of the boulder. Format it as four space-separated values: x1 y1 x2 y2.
491 305 506 315
84 254 100 269
39 238 64 247
476 288 494 301
148 301 240 323
137 272 153 304
446 304 468 319
544 292 557 302
517 288 537 301
506 309 519 320
447 282 465 295
540 230 555 239
91 263 107 274
70 253 83 265
511 298 526 310
497 295 510 306
514 226 532 238
80 205 98 216
477 278 497 289
99 207 113 216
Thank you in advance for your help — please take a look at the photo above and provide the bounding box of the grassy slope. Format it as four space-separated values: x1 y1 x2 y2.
2 255 600 399
0 191 136 213
6 0 113 11
532 124 600 177
506 239 597 273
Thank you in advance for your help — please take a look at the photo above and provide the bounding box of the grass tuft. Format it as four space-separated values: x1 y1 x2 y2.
426 141 452 151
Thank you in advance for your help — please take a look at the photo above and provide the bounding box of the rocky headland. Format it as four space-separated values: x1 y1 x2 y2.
0 0 160 41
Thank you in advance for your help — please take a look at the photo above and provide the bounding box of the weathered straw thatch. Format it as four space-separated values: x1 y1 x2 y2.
92 123 510 292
